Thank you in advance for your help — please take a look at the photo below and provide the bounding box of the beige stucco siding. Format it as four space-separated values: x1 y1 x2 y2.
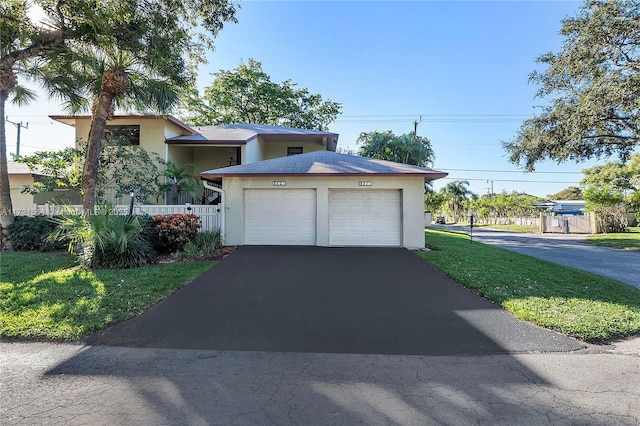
262 139 327 160
72 117 188 160
221 176 426 249
9 175 63 214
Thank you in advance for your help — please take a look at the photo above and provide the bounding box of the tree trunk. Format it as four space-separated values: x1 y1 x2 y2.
0 92 15 249
82 91 115 215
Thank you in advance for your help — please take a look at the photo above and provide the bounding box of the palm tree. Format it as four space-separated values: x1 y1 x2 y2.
0 1 67 248
163 161 199 204
37 43 183 214
441 180 472 223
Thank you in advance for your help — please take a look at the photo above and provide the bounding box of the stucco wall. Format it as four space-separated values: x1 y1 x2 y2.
10 175 37 214
72 117 186 159
243 138 265 164
262 139 327 160
221 176 426 249
9 175 66 214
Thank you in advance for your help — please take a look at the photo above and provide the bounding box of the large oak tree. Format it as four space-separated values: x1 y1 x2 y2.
504 0 640 171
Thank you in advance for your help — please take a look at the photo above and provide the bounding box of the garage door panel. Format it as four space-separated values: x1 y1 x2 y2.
329 190 401 246
244 189 316 245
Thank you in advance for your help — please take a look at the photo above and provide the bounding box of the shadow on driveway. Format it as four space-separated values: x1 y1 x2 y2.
85 246 584 355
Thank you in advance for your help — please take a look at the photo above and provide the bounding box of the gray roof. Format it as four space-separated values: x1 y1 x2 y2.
7 161 45 176
200 151 448 181
167 123 339 144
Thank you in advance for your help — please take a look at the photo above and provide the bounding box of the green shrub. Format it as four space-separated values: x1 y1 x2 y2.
174 230 222 259
152 213 201 253
7 215 68 251
49 204 155 269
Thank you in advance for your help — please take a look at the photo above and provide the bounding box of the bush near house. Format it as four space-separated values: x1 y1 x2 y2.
7 216 68 252
49 205 156 269
152 213 202 253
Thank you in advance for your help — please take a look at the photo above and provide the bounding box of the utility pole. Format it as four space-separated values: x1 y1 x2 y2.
5 117 28 157
486 180 494 195
413 115 422 136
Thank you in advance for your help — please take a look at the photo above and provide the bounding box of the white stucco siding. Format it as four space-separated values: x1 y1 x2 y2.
221 176 426 249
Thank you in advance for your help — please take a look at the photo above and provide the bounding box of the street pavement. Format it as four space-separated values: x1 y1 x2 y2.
2 245 639 424
2 342 639 425
434 225 640 289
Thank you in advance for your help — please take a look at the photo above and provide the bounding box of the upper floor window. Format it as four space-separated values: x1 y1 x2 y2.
105 125 140 146
287 147 303 156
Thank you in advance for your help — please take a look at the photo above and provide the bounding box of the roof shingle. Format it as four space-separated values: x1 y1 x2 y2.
200 151 447 181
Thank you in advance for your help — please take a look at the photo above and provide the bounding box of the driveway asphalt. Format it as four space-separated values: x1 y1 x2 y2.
85 246 584 355
436 225 640 289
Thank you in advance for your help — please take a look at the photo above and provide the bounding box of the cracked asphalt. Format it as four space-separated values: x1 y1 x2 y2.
2 246 639 424
2 343 639 425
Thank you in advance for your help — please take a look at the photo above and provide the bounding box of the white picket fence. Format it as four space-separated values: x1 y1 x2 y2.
30 204 221 232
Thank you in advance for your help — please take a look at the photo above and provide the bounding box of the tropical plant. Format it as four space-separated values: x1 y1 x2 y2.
0 0 48 249
0 0 237 247
49 204 154 268
424 187 446 213
441 181 473 222
174 230 223 259
182 59 342 130
36 44 184 213
163 161 200 204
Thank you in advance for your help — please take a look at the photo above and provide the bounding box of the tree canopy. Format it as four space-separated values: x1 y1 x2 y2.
547 186 583 201
581 153 640 209
1 0 237 246
16 140 166 204
181 59 342 130
357 131 435 167
504 0 640 171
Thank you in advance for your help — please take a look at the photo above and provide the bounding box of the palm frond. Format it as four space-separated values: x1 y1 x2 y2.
11 85 38 106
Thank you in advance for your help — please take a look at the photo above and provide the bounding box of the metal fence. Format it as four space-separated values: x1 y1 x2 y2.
29 204 221 232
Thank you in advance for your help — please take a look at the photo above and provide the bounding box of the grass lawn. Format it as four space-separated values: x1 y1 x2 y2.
0 251 214 341
586 227 640 251
416 229 640 342
471 224 539 233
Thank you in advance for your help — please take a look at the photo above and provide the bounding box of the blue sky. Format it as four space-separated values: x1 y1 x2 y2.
8 0 603 198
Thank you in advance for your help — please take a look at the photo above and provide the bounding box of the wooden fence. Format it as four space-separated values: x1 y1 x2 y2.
30 204 221 233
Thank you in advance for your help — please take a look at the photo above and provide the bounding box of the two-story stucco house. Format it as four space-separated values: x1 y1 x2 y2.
47 114 448 248
50 114 339 204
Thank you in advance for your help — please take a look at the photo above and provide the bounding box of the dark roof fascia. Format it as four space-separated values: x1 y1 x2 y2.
49 114 198 135
166 139 248 145
258 132 339 140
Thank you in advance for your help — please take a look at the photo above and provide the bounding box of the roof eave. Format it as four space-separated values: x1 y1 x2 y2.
200 172 448 179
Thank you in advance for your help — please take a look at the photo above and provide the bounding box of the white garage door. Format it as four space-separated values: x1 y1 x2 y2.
329 190 402 246
244 189 316 245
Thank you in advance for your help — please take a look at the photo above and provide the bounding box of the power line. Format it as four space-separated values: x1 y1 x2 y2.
439 168 583 175
441 177 581 184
